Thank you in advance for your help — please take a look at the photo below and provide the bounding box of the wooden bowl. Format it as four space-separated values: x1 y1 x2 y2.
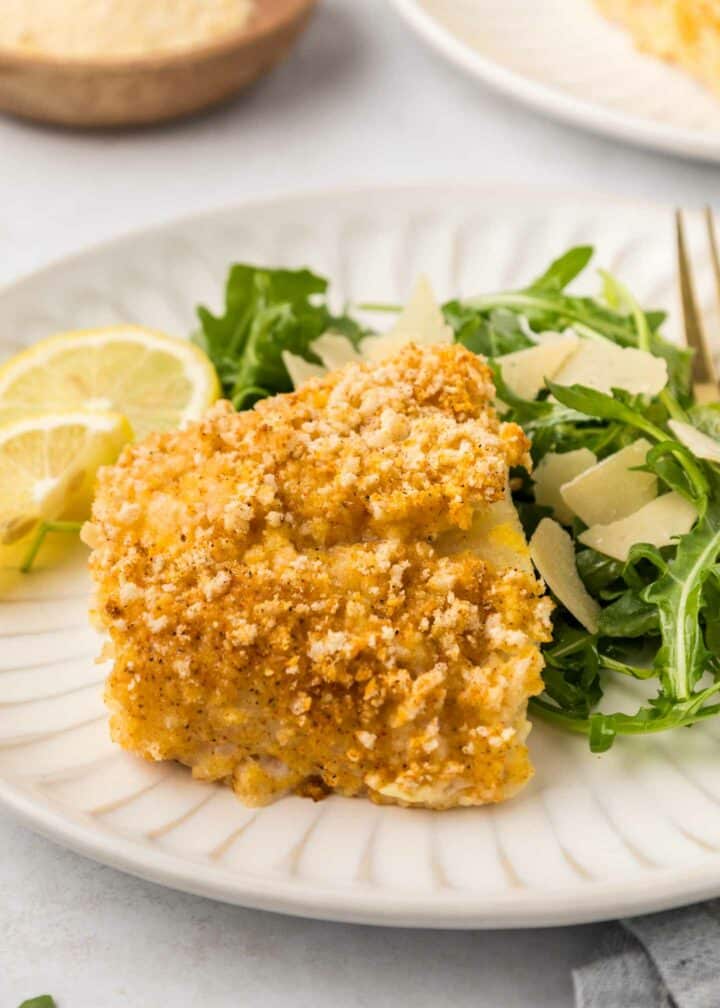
0 0 319 128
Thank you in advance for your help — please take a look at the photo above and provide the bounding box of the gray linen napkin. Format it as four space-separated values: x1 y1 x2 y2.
574 902 720 1008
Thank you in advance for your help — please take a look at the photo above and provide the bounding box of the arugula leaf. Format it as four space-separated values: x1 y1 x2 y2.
541 661 599 717
642 441 709 510
444 305 534 357
599 589 660 637
598 647 656 681
643 501 720 699
452 250 720 748
540 618 602 717
458 252 720 747
548 384 709 504
702 571 720 664
466 247 666 352
529 246 594 293
532 682 720 753
534 492 720 749
576 547 624 595
546 382 668 440
466 288 646 344
530 417 631 463
622 542 668 588
597 268 693 403
194 265 366 409
462 247 691 400
688 403 720 440
487 361 553 419
650 336 694 404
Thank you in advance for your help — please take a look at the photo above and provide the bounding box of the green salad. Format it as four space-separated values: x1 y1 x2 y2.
194 247 720 753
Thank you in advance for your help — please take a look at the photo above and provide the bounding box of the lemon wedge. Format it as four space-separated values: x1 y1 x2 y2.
0 411 132 549
0 326 220 440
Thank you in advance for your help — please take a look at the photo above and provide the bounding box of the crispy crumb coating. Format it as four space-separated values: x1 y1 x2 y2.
596 0 720 97
86 343 552 808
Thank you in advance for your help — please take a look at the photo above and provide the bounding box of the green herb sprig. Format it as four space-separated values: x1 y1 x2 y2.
193 265 367 409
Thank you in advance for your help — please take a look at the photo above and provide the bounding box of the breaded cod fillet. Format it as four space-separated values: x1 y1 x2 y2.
85 343 552 808
596 0 720 97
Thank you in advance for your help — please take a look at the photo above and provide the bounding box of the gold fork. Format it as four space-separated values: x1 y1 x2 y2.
675 207 720 403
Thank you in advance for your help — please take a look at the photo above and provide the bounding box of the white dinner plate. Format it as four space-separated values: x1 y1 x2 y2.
392 0 720 162
2 185 720 928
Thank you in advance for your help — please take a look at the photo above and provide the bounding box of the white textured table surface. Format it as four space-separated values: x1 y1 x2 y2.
2 2 720 1005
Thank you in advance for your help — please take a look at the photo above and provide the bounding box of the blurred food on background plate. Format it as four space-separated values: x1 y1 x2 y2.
597 0 720 97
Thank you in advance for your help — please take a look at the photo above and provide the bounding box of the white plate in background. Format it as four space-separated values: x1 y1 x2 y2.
1 185 720 928
392 0 720 162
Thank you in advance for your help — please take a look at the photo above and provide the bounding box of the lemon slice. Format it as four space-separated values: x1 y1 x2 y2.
0 411 132 547
0 326 220 441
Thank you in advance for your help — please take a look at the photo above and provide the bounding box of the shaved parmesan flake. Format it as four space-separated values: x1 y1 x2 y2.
437 486 533 574
560 439 657 527
669 419 720 464
497 335 578 401
579 492 698 562
552 341 667 397
532 328 576 344
311 333 362 372
362 277 452 362
532 449 597 525
282 351 325 390
530 518 600 633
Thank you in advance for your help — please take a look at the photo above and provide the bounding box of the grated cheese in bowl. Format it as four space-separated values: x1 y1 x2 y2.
0 0 256 59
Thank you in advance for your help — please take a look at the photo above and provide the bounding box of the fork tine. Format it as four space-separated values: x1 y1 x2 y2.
704 206 720 388
675 209 717 389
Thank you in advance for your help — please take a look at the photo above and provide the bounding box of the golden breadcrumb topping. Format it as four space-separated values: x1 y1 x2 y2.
596 0 720 97
86 343 551 808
